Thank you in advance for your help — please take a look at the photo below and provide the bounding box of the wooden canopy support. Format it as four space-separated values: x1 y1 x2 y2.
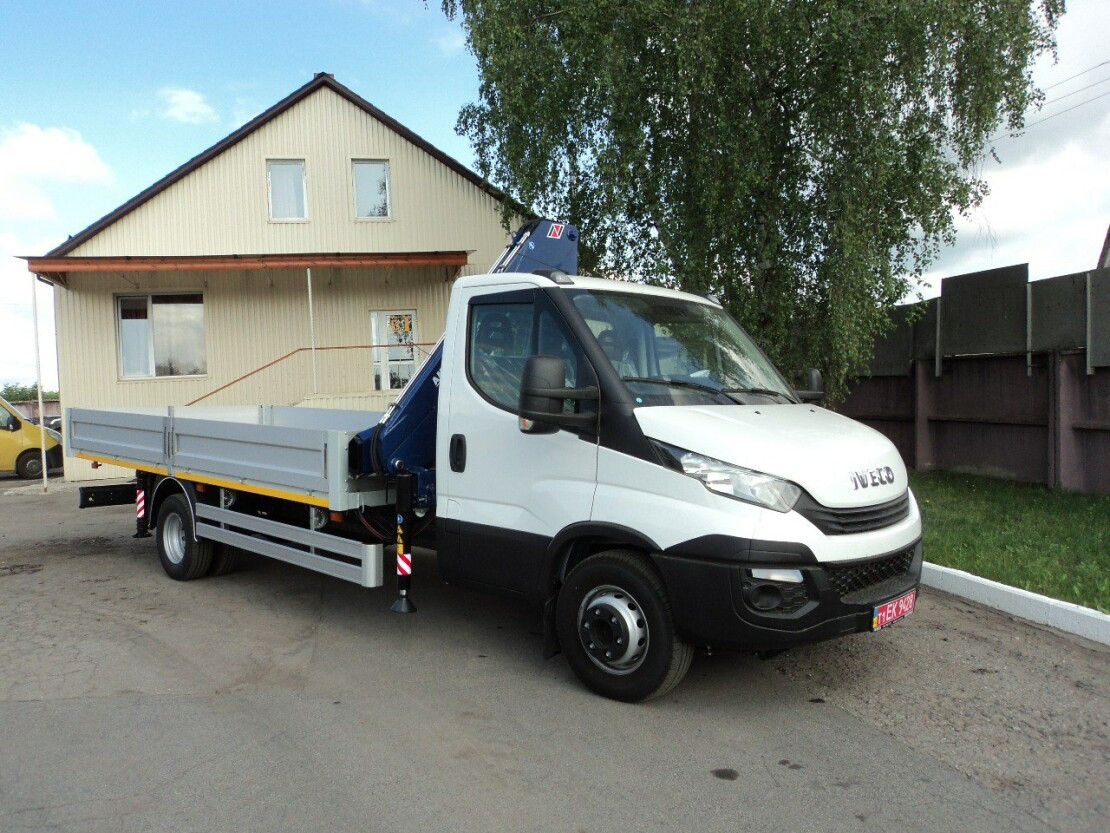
24 251 470 287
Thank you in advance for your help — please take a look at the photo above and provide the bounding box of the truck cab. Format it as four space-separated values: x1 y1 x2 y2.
0 395 62 479
435 272 920 699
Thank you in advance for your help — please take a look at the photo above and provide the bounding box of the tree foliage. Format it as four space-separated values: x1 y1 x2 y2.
1 383 59 402
441 0 1062 397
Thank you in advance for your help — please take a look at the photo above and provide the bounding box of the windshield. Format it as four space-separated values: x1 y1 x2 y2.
569 289 796 406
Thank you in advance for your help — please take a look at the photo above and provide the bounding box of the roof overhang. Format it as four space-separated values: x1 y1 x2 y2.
24 251 470 287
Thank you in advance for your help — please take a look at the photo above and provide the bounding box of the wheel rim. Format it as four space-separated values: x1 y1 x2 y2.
24 457 43 477
577 584 649 675
163 513 186 565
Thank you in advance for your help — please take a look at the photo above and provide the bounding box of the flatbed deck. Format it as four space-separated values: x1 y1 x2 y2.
67 405 390 510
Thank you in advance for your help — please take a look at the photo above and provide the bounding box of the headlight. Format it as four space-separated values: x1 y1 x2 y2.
653 441 801 512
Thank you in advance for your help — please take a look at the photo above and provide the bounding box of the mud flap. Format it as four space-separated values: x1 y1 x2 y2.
542 594 562 658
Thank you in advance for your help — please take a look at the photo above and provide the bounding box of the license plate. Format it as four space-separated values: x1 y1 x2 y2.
872 589 916 631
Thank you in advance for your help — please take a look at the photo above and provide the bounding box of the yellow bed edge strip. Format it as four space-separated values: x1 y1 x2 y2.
73 452 330 508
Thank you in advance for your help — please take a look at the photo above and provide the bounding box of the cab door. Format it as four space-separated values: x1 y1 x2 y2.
437 286 599 599
0 401 25 471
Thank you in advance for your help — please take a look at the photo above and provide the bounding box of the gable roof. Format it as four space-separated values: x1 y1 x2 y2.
43 73 529 259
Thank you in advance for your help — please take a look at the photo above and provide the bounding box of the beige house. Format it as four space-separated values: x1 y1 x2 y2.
26 74 523 480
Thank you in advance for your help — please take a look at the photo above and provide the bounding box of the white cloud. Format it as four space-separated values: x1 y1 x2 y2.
0 124 112 221
922 108 1110 294
159 87 219 124
923 0 1110 294
0 232 59 389
433 30 467 56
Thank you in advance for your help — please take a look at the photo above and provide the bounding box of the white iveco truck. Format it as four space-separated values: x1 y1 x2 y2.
71 220 921 701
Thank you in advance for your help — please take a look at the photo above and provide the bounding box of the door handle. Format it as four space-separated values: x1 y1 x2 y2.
450 434 466 472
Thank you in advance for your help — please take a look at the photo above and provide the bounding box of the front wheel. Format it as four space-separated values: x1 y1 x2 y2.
156 494 213 581
16 451 44 479
556 551 693 702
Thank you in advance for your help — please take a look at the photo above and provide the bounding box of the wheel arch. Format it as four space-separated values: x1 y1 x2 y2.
542 522 662 598
149 476 198 540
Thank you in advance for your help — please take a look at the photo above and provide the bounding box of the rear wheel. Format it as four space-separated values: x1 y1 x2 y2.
16 451 44 479
556 551 693 702
206 544 240 576
156 494 213 580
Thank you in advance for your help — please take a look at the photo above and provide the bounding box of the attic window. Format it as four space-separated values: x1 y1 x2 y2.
267 159 307 220
353 160 391 218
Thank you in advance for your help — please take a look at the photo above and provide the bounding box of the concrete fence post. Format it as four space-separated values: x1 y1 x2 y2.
1052 351 1084 491
914 359 936 472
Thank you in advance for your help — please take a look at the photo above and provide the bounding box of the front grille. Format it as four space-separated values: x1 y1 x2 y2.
825 549 915 598
796 492 910 535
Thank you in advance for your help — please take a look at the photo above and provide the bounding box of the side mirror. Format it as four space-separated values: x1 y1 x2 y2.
796 368 824 404
518 355 599 433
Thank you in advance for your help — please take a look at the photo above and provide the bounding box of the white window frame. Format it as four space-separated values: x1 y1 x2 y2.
352 159 392 220
267 158 308 221
370 309 418 391
116 293 208 380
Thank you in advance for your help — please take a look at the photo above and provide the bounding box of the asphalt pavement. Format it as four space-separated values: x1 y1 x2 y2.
1 483 1106 833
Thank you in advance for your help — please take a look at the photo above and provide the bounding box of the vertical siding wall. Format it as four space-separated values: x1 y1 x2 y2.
52 82 525 480
65 86 518 273
57 266 451 480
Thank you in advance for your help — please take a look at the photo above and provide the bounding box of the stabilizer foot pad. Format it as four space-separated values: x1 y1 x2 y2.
390 596 416 614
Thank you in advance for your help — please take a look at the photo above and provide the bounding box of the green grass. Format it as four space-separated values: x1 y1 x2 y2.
910 471 1110 613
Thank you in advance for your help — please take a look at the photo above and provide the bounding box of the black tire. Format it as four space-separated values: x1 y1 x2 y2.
556 550 693 702
155 494 213 581
206 544 240 577
16 451 44 479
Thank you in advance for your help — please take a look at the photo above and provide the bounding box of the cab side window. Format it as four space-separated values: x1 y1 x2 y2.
469 302 535 409
0 409 15 431
468 297 594 414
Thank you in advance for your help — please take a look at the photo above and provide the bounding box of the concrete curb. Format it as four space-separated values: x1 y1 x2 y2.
922 562 1110 646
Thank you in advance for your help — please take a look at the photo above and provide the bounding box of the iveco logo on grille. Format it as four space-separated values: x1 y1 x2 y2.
850 466 895 490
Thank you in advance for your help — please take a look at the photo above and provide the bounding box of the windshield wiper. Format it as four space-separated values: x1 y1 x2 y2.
622 377 796 404
721 386 796 402
620 377 735 401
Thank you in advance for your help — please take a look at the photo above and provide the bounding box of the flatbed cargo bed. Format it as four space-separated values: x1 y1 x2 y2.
67 405 390 510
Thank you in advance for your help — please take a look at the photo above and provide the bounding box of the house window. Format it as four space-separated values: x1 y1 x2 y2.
118 294 207 378
267 159 307 220
370 310 417 390
353 160 391 218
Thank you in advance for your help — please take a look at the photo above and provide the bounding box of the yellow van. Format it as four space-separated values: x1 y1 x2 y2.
0 395 62 478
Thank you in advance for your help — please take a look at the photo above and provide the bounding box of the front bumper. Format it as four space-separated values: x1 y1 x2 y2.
651 539 923 650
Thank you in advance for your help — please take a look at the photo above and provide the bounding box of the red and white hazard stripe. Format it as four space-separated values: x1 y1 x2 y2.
136 489 146 519
396 551 412 576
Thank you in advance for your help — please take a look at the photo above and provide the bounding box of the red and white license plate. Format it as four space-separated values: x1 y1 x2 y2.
872 589 916 631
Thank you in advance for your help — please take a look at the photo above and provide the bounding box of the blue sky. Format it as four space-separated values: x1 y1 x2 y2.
2 0 1108 389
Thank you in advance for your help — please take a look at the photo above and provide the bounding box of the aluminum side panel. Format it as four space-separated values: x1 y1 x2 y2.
171 417 330 495
67 408 168 468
